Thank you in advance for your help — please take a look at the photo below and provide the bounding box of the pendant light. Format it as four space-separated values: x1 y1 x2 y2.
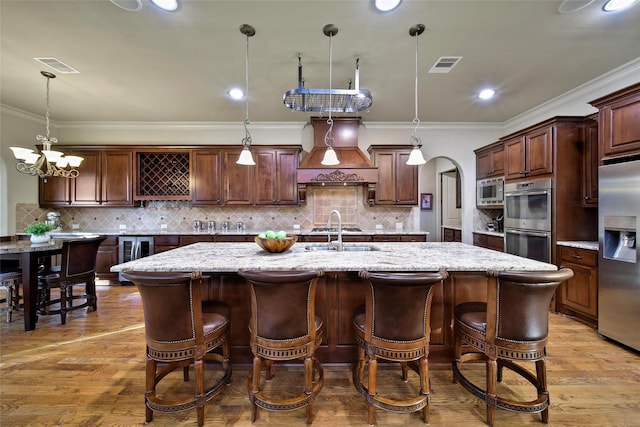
10 71 84 178
236 24 256 166
321 24 340 166
406 24 427 166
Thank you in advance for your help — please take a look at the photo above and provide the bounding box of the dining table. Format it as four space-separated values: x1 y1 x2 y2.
0 238 63 331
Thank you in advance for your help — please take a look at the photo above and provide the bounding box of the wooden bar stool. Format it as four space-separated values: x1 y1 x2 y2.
120 271 231 427
352 270 448 425
452 268 574 426
1 266 22 323
37 236 106 325
238 269 324 424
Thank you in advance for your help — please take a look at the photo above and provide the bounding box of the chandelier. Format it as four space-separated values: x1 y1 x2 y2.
10 71 84 179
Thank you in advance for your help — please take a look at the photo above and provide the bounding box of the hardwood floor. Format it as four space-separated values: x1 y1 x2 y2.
1 282 639 426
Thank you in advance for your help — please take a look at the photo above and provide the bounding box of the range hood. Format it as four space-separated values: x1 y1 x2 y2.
297 117 378 185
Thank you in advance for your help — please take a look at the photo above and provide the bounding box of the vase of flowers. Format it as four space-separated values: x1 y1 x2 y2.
25 222 56 243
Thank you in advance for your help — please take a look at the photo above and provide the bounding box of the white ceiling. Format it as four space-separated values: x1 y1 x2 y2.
1 0 640 124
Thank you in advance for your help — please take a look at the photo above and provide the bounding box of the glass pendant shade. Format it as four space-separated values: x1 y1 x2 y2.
237 147 256 165
406 146 427 165
321 147 340 166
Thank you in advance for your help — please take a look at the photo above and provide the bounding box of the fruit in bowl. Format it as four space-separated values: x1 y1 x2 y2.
255 230 297 253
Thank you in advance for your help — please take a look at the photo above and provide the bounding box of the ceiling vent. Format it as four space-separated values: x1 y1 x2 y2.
428 56 462 74
34 57 80 74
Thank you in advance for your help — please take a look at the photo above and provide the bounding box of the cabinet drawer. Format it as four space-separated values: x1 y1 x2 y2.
559 246 597 267
155 235 180 246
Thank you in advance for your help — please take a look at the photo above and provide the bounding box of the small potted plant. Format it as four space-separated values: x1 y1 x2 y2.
25 222 56 243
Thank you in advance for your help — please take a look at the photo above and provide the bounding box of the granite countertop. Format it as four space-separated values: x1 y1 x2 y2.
36 229 430 237
556 241 599 251
441 225 462 231
473 230 505 237
111 241 556 273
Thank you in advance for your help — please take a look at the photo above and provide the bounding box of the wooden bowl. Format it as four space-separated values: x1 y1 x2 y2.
254 234 298 253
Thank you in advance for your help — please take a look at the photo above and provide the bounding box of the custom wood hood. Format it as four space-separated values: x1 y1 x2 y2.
297 117 378 185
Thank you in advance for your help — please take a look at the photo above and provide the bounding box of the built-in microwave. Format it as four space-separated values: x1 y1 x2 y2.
476 177 504 208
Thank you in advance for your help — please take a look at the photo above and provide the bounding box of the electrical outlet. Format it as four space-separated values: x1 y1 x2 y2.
160 224 168 229
119 224 127 230
71 224 80 229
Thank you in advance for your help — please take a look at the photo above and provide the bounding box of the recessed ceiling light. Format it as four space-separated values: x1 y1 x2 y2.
478 89 496 100
228 88 245 100
374 0 402 12
603 0 638 11
150 0 179 12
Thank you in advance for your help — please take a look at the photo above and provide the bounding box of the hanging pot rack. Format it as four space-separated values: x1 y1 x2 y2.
283 24 373 114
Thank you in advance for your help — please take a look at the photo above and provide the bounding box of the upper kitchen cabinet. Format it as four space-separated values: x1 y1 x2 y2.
191 149 222 206
504 126 553 180
582 115 599 208
39 147 133 207
503 116 585 182
253 147 301 205
475 141 504 179
222 148 253 205
589 82 640 162
368 145 418 206
134 149 191 201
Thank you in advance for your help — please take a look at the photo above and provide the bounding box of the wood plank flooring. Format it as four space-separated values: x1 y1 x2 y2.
1 282 639 426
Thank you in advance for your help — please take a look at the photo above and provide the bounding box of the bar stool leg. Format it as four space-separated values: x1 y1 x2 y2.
367 357 378 426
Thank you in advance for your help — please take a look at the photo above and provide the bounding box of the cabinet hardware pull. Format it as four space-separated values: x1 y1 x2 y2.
571 254 583 259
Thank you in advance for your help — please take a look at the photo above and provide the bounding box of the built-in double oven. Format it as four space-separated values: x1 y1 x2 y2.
503 178 553 263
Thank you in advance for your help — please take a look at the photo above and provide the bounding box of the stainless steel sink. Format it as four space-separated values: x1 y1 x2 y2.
304 244 379 252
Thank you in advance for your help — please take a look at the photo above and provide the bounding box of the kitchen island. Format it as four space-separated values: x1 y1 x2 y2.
111 242 556 364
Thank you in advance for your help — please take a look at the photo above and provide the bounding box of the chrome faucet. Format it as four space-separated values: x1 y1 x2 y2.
327 209 343 251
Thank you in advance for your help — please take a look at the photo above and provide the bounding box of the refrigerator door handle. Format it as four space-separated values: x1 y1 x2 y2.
129 240 136 261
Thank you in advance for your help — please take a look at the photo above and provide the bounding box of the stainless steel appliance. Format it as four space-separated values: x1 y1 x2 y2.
118 236 154 263
598 158 640 351
504 178 552 263
476 177 504 208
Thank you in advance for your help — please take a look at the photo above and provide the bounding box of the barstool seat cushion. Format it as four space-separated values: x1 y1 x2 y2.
454 302 488 333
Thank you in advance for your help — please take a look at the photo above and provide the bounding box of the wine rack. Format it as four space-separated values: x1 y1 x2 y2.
136 152 190 199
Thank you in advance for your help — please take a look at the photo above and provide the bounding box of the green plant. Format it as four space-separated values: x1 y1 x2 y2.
25 222 56 236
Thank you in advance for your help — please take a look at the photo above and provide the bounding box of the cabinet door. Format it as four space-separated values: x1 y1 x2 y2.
582 118 599 207
223 149 253 205
254 150 277 205
525 126 553 177
394 150 418 205
101 150 133 206
192 149 222 205
39 176 71 207
476 143 505 179
275 149 299 205
95 236 119 279
598 88 640 159
373 151 396 204
69 150 101 205
504 136 526 179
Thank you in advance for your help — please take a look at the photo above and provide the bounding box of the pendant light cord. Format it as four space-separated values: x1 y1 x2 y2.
324 28 335 147
243 31 252 148
411 30 421 146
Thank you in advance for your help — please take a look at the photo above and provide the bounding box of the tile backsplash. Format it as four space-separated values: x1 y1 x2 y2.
17 186 418 233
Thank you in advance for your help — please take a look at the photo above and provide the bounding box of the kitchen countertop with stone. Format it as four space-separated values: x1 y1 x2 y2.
472 230 504 237
38 229 430 237
111 241 555 273
556 241 599 251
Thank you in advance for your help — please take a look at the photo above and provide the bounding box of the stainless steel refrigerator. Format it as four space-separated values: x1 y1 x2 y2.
599 158 640 351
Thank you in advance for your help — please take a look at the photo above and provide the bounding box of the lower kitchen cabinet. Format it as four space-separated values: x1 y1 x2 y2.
443 227 461 242
472 232 504 252
95 236 119 280
154 235 180 253
557 245 598 327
